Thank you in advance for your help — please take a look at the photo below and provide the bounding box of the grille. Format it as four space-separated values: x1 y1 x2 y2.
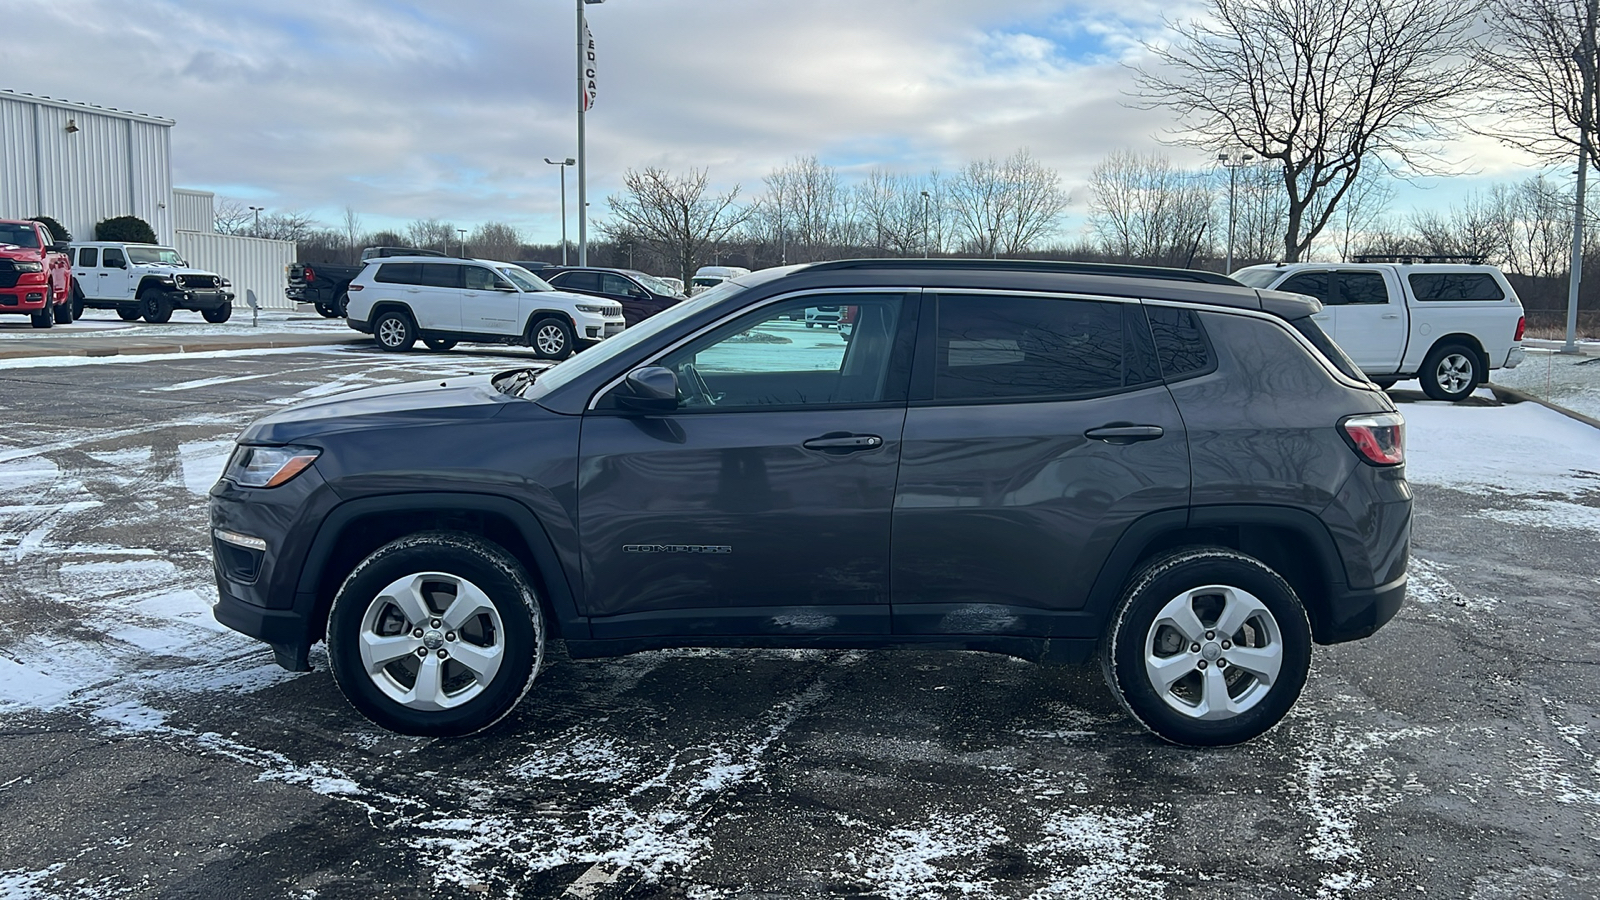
0 260 16 289
178 274 219 290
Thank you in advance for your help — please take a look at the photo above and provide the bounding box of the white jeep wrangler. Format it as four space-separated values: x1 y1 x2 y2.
68 242 235 323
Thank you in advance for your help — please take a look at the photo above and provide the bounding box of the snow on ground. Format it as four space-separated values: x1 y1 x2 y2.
1492 344 1600 422
1401 399 1600 499
0 308 349 339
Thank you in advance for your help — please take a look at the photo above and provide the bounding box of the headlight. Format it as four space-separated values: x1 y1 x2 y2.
14 261 43 273
576 304 607 314
219 278 232 287
224 444 320 488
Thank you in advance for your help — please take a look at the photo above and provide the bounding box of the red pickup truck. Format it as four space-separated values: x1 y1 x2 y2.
0 220 74 328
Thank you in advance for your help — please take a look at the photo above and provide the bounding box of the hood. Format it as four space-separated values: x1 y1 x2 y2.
0 244 44 260
238 373 517 445
544 288 622 309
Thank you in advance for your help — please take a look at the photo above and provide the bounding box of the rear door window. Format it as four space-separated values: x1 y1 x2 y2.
558 271 603 293
932 295 1140 402
1340 271 1389 304
419 263 462 289
1408 272 1505 301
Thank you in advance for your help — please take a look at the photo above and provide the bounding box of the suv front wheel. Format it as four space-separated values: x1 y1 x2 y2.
528 316 574 360
327 531 546 736
1104 547 1311 747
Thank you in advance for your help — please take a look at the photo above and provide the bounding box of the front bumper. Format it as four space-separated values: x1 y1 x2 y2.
576 313 626 344
0 288 48 312
175 288 234 310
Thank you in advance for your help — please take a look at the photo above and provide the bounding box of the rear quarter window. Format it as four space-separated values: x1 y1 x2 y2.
374 263 421 285
1145 305 1214 381
1408 272 1505 301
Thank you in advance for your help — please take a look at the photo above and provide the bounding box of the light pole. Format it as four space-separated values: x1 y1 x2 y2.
1217 151 1255 273
1566 0 1598 355
248 206 264 236
577 0 604 266
920 190 931 258
545 157 575 265
457 229 467 258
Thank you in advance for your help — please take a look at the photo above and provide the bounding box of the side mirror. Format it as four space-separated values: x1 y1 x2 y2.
616 366 678 413
52 241 70 253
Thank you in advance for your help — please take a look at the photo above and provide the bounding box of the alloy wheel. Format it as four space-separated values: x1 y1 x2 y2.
377 317 408 348
536 324 566 356
1143 584 1284 721
1435 353 1474 395
356 571 506 711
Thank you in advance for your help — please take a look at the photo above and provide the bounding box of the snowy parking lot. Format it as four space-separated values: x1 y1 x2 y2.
1 346 1598 899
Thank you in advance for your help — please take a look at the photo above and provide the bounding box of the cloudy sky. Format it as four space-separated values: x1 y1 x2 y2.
2 0 1550 245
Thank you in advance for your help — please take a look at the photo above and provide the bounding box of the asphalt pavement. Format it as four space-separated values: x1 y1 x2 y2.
0 347 1596 899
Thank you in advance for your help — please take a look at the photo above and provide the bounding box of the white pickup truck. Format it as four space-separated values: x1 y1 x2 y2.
1232 262 1525 401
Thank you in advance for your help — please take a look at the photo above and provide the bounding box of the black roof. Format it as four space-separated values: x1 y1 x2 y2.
803 258 1242 286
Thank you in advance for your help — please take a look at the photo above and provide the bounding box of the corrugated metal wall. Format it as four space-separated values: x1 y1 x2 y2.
173 189 214 233
174 231 295 310
0 97 39 219
0 92 174 244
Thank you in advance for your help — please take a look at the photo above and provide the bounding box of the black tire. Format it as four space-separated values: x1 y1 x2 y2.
201 303 233 324
314 299 339 318
51 286 73 324
116 306 142 321
1418 342 1482 402
30 307 53 328
337 291 351 317
327 531 546 737
423 338 458 352
1103 547 1311 747
373 309 416 351
141 290 173 324
528 316 574 360
69 284 85 320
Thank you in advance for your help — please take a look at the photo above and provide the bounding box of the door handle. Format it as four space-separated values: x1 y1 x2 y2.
1381 314 1400 319
802 434 883 452
406 287 421 293
1312 314 1332 321
1085 425 1164 444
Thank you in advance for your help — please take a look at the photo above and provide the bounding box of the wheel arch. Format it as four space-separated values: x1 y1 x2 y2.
293 493 585 652
1425 333 1488 373
523 309 576 336
1086 506 1350 645
368 301 417 325
135 275 176 297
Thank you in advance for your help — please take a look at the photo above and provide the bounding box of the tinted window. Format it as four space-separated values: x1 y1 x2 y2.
1278 271 1333 304
1409 272 1505 301
375 263 421 285
1231 268 1282 289
419 263 461 289
102 248 126 268
557 271 602 293
1341 271 1389 304
1146 306 1213 380
655 295 904 409
934 295 1128 402
0 223 40 248
78 248 98 267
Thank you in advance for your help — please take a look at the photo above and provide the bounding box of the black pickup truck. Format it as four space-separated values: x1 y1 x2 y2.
288 246 446 317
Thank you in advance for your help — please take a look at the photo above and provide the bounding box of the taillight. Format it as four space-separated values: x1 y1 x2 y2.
304 266 315 282
348 283 363 291
1339 413 1404 466
1514 315 1525 342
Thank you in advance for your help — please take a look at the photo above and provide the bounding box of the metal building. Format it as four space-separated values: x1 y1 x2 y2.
0 89 175 243
1 89 293 310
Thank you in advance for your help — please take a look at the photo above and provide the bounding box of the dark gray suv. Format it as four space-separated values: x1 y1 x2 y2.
209 260 1409 746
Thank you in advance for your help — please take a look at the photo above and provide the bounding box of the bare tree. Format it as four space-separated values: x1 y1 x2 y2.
213 198 255 235
1229 161 1291 264
469 222 522 262
342 207 363 252
1087 149 1216 266
1476 0 1600 170
754 156 853 263
1137 0 1483 261
1326 170 1395 261
603 167 752 285
854 169 940 256
405 219 457 254
947 149 1066 256
254 210 318 243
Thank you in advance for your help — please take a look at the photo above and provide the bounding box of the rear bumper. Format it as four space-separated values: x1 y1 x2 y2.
1319 572 1406 644
1503 345 1525 369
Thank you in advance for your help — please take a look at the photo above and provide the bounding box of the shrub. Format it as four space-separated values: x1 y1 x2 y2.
95 215 157 244
28 216 71 243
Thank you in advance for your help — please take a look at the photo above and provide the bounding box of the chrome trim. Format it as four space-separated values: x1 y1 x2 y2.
213 528 267 552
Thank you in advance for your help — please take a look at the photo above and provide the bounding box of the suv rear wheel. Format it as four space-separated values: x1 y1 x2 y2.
1104 547 1311 747
373 310 416 351
327 532 546 737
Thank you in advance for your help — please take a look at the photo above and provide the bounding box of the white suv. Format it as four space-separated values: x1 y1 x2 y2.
345 258 625 357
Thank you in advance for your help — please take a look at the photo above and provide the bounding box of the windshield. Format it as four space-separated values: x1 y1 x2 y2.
1231 267 1282 289
127 247 185 266
633 272 683 296
0 223 41 248
497 266 554 292
520 279 749 398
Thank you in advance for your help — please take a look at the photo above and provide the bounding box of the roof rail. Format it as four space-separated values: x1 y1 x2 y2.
1351 253 1486 265
801 258 1241 286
